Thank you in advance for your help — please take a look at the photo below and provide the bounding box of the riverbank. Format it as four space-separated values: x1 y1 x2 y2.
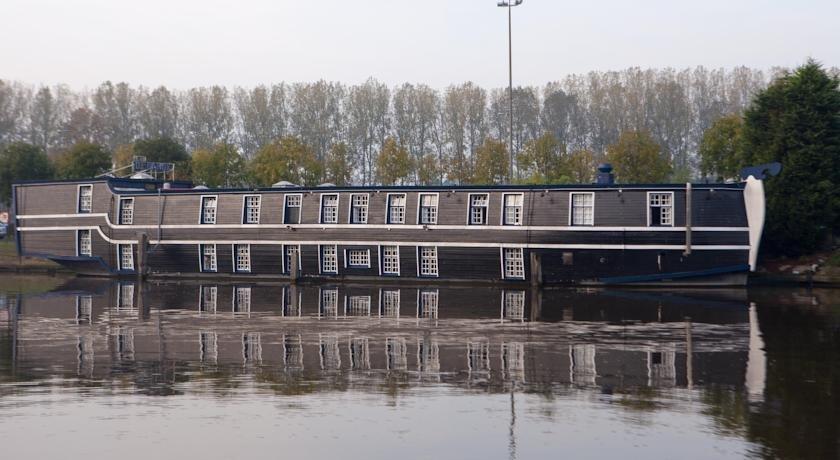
752 249 840 287
0 239 69 275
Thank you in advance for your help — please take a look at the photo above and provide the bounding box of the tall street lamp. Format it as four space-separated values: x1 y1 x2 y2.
498 0 522 183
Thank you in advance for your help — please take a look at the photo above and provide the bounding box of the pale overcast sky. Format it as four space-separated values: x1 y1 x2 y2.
3 0 838 89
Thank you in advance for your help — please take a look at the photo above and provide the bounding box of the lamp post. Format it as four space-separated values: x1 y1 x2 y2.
497 0 522 183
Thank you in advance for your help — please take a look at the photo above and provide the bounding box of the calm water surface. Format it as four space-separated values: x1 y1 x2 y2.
0 278 837 459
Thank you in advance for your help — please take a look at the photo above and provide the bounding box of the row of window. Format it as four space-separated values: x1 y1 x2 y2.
196 244 525 279
194 191 673 227
88 187 674 228
78 233 527 279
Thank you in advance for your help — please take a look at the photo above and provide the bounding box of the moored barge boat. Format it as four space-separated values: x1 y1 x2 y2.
11 165 767 286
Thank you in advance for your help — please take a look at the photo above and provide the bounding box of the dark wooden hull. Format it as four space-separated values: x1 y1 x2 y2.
12 178 761 286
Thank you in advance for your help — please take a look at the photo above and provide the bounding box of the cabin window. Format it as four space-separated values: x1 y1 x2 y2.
284 194 302 224
419 193 438 224
320 288 339 317
419 246 438 277
347 249 370 268
320 245 338 273
233 244 251 273
381 290 400 317
199 286 217 313
387 194 407 224
350 193 369 224
243 195 261 224
118 198 134 225
469 194 489 225
200 244 217 272
503 247 525 279
570 193 594 226
78 185 93 213
201 196 217 224
284 244 300 274
418 290 439 319
118 244 134 270
381 245 400 275
321 194 339 223
648 192 674 226
77 230 92 257
233 286 251 314
503 194 523 225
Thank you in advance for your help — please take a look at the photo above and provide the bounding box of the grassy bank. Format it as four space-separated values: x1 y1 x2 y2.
0 238 65 274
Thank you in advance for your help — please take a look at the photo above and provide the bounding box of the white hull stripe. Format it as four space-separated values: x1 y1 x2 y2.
15 214 748 233
16 226 750 251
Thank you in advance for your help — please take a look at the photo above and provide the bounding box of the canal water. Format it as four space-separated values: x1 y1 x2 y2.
0 277 836 459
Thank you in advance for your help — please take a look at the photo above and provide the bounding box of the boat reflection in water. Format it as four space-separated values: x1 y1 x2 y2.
7 279 765 395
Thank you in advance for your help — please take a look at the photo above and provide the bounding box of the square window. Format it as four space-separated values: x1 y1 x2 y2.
469 194 489 225
419 246 438 276
234 244 251 273
388 194 406 224
201 196 217 224
200 244 217 272
321 194 339 223
78 185 92 213
118 244 134 270
503 194 523 225
382 246 400 275
119 198 134 225
419 194 438 224
77 230 92 257
503 247 524 279
347 249 370 268
244 195 261 224
321 245 338 273
350 194 368 224
570 193 594 226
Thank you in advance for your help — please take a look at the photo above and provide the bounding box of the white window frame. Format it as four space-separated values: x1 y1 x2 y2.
386 193 407 224
320 194 339 224
117 244 134 271
77 184 93 213
417 192 439 225
501 247 525 280
319 244 338 274
200 195 218 225
349 193 369 224
232 244 251 273
345 248 371 268
467 193 490 225
118 197 134 225
242 194 261 224
283 193 303 224
569 192 595 226
76 229 92 257
647 191 675 227
417 246 439 277
199 244 217 273
501 193 524 226
380 245 400 276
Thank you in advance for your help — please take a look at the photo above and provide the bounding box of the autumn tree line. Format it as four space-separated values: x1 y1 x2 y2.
1 62 838 257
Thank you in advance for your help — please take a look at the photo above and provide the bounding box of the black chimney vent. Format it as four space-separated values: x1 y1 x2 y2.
596 163 614 185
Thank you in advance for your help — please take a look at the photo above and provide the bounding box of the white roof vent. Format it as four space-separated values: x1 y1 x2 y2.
193 185 209 190
272 180 298 188
130 172 154 180
317 182 336 187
